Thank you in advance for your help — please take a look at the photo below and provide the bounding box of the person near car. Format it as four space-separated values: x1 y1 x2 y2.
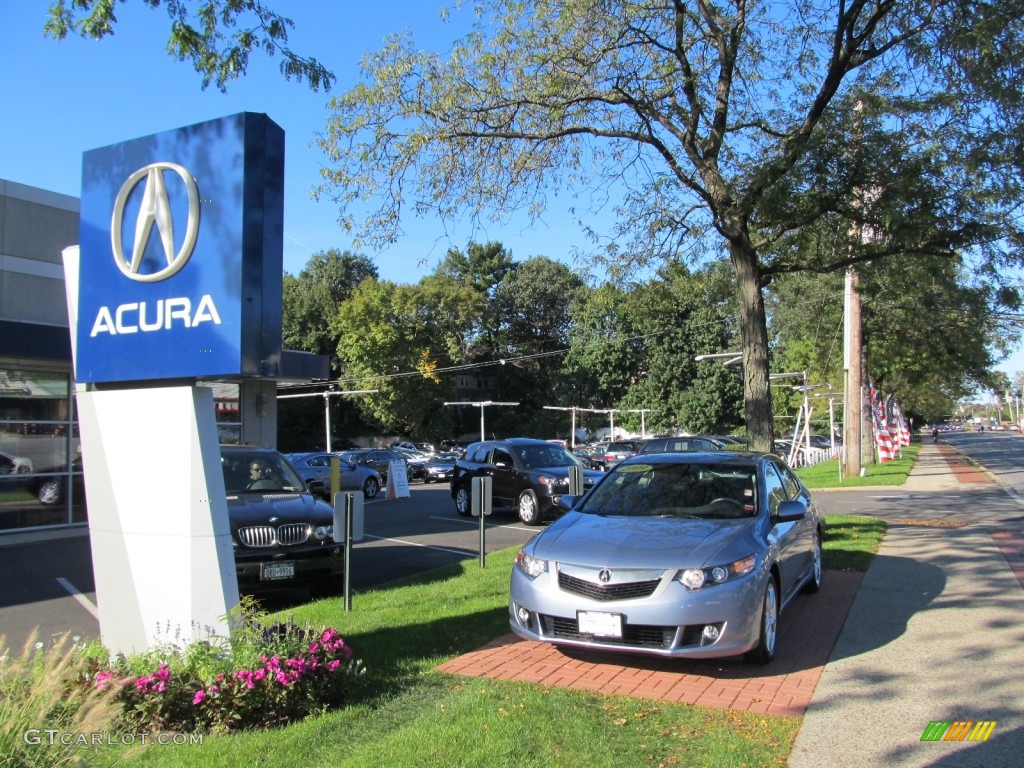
247 460 280 490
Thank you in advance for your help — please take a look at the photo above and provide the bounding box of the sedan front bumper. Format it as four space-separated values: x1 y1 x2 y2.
509 561 766 659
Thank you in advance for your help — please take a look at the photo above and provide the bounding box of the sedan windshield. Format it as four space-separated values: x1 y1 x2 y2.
512 444 584 470
580 462 757 519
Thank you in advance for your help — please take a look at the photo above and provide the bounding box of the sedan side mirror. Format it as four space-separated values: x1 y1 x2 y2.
556 494 580 512
775 499 807 522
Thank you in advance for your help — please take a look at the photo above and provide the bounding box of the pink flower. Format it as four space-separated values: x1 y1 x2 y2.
327 660 341 672
192 689 206 705
95 671 116 691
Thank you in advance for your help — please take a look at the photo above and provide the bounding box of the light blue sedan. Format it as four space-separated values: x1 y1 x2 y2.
509 452 822 663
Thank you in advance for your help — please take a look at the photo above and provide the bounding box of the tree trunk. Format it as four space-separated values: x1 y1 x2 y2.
728 237 775 453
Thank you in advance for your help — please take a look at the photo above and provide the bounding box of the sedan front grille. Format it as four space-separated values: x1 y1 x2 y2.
541 615 676 649
237 523 312 548
558 571 661 601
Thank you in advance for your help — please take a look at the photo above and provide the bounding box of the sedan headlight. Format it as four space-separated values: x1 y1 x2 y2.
676 554 756 590
314 525 334 541
538 475 569 489
514 549 548 578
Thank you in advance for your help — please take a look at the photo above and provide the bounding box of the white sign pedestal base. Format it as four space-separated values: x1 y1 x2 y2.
76 385 239 656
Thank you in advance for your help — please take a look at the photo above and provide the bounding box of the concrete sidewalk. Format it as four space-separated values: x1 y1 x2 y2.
788 442 1024 767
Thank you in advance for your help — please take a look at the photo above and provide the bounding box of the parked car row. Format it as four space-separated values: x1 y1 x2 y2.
243 439 825 666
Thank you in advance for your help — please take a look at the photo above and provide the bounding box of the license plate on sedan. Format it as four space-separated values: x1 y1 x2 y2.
260 562 296 581
577 610 623 638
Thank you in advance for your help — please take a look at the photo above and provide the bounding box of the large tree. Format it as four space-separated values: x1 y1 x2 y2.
316 0 1024 451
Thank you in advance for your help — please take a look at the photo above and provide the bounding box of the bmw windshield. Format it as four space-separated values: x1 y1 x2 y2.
578 461 757 519
222 451 307 494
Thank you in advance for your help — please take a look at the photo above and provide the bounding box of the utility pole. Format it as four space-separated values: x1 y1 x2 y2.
844 267 863 477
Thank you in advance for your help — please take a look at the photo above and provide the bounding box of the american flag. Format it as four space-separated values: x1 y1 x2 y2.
871 385 895 462
888 396 911 447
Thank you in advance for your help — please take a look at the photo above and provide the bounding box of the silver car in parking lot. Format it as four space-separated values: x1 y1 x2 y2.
285 452 382 499
509 451 822 663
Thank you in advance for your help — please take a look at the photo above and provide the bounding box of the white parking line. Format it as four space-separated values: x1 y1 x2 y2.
56 577 99 620
429 516 537 533
360 534 473 557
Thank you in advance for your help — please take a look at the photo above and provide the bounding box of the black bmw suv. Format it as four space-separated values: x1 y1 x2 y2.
450 438 605 525
221 445 344 595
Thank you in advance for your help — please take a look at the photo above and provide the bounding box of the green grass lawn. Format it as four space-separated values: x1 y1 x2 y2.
77 508 884 768
796 444 918 489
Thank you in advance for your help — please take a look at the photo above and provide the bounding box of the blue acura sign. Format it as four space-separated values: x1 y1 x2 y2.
76 113 284 384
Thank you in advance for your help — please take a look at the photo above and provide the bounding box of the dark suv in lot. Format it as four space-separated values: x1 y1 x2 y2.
450 438 605 525
221 445 344 595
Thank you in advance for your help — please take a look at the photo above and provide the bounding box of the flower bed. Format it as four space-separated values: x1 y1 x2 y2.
78 597 362 734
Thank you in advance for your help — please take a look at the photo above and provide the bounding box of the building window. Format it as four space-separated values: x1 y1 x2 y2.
0 368 83 531
202 382 241 444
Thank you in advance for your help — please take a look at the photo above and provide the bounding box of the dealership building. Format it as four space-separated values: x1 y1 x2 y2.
0 177 324 535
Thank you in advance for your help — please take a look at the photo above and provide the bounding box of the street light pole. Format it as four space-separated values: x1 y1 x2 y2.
444 401 520 441
278 389 378 453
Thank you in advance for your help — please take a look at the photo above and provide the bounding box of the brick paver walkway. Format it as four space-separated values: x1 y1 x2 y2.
439 569 862 717
936 443 993 483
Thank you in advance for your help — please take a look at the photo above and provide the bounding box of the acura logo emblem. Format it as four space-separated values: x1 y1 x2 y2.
598 569 612 583
111 162 200 283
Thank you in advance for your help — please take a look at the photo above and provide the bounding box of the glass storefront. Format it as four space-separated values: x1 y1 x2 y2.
0 367 83 531
0 370 243 533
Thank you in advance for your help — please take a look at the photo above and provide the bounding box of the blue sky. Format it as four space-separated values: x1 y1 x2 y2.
2 1 595 285
4 2 1022 378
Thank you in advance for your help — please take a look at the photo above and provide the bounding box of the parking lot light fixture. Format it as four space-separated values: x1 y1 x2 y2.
444 401 520 441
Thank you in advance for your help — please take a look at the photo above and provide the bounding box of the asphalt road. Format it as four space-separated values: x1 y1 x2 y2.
816 430 1024 526
0 482 542 651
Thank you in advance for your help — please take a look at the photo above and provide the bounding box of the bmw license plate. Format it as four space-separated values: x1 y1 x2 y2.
577 610 623 638
261 561 296 581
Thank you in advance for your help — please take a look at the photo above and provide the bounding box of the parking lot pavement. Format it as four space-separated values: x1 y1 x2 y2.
0 484 539 651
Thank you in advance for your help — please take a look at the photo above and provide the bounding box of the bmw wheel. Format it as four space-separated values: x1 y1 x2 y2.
363 477 380 499
454 486 471 516
803 528 823 594
518 490 541 525
747 577 779 665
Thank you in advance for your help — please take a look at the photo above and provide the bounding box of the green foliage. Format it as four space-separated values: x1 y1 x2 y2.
44 0 334 92
75 596 362 735
282 249 379 365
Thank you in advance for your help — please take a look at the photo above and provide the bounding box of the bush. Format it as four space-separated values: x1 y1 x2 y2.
77 596 362 734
